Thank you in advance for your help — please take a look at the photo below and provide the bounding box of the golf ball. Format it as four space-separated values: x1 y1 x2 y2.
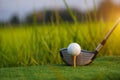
67 43 81 56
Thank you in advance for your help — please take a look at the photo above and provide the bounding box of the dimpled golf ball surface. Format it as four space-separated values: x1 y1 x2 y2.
67 43 81 56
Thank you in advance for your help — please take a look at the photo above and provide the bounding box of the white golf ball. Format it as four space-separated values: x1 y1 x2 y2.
67 43 81 56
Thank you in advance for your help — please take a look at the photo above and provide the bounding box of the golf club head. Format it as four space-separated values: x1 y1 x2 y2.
60 48 97 66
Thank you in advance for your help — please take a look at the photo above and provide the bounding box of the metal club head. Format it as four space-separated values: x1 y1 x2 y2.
60 48 97 66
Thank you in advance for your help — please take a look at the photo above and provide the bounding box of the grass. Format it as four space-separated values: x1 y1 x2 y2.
0 22 120 67
0 56 120 80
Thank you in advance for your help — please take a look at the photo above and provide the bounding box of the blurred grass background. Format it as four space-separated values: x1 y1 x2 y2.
0 21 120 67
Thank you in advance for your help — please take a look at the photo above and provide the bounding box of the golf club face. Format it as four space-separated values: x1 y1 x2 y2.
60 48 97 66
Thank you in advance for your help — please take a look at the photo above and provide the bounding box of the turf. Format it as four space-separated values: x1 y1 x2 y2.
0 56 120 80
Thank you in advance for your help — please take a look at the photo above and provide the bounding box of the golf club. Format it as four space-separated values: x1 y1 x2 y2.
60 18 120 66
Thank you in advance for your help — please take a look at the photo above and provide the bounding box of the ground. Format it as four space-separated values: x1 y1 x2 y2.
0 56 120 80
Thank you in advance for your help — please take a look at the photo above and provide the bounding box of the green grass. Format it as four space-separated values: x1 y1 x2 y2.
0 22 120 67
0 56 120 80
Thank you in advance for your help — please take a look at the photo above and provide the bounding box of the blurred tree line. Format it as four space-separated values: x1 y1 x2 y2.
0 0 120 26
25 9 88 24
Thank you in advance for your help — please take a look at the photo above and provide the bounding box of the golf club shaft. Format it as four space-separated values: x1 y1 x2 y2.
95 18 120 52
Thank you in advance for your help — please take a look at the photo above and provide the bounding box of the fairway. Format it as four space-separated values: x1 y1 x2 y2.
0 56 120 80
